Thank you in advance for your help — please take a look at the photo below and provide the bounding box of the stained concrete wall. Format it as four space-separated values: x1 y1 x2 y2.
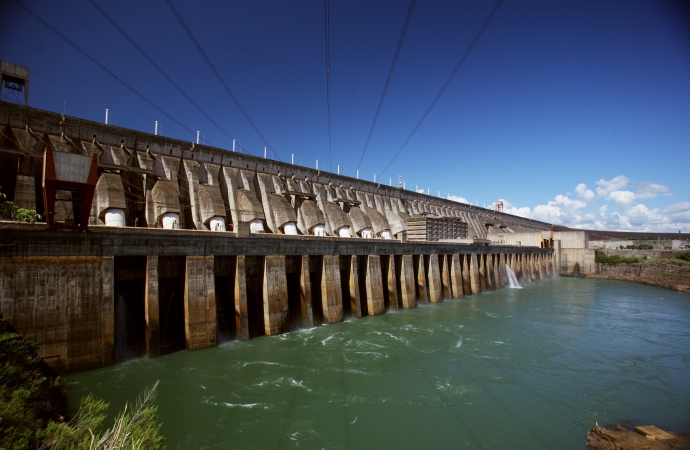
0 102 550 239
0 225 553 374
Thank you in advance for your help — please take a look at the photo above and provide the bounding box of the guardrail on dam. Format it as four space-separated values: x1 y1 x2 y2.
0 102 555 374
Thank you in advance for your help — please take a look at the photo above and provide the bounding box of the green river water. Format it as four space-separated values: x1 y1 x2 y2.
67 277 690 449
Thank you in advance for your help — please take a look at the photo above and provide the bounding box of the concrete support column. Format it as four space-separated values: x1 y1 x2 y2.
449 254 463 299
492 254 501 289
515 253 523 281
234 255 249 341
365 255 385 315
498 254 507 288
321 255 344 323
535 253 543 280
386 256 401 311
349 256 363 318
520 254 528 282
470 253 481 294
299 255 314 327
184 256 217 349
427 254 443 303
531 253 539 281
461 255 472 295
485 254 494 291
101 256 114 366
440 255 452 300
263 255 290 335
554 240 561 276
399 255 416 308
416 255 430 304
145 255 160 357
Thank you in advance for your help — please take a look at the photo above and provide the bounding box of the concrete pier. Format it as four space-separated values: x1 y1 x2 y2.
0 226 553 373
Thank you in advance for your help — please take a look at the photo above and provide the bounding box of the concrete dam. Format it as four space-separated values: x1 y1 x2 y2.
0 102 556 374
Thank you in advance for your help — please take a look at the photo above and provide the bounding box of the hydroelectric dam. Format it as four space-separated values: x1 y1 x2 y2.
0 102 558 374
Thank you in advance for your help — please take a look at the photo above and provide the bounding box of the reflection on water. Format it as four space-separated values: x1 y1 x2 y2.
67 278 690 449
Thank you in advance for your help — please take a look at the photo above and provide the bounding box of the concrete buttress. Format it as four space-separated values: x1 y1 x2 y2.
365 255 385 315
348 256 363 318
470 253 481 294
321 255 344 323
440 255 452 299
263 255 290 335
427 254 443 303
234 256 249 341
461 255 472 295
100 256 114 367
450 254 463 298
184 256 217 349
386 256 401 311
415 255 430 304
498 254 507 288
299 255 314 328
145 256 160 357
399 255 416 308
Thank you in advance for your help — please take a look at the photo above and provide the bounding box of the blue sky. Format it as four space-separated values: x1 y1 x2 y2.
1 0 688 231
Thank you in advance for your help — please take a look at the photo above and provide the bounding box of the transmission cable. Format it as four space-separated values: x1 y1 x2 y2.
86 0 251 150
164 0 281 160
324 0 332 168
15 1 197 137
356 0 417 171
379 0 505 176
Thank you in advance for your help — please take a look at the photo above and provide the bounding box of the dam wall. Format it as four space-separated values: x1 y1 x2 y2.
0 225 554 374
0 102 550 240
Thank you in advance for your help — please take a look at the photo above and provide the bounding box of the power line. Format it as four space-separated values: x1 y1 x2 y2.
343 0 367 153
324 0 332 168
356 0 417 171
380 0 505 176
164 0 281 160
14 1 197 137
86 0 251 149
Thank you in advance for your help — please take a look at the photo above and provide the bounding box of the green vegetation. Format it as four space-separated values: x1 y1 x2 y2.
596 251 640 264
0 318 165 450
675 251 690 262
0 185 42 224
0 318 67 449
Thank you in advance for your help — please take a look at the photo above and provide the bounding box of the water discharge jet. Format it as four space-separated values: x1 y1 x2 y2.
506 265 521 289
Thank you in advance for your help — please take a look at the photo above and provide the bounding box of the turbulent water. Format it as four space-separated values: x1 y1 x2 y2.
67 278 690 449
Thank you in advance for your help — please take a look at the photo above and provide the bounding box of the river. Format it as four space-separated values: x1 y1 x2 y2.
67 277 690 449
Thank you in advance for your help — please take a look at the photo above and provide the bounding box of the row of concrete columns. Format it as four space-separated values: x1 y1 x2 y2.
140 251 555 357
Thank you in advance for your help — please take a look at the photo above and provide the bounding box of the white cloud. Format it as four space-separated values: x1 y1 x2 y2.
447 194 469 204
500 176 688 231
575 183 595 202
595 175 629 197
635 182 673 198
606 190 636 204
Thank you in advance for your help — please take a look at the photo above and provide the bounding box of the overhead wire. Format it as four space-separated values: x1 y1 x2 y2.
343 0 367 152
324 0 332 169
86 0 250 151
221 0 288 152
356 0 417 171
379 0 505 176
13 1 197 137
164 0 281 160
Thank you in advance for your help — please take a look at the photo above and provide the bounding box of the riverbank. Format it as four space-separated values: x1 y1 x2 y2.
585 261 690 293
587 424 690 450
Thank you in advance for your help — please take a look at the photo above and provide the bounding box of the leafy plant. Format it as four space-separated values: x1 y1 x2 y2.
596 251 640 264
676 251 690 262
0 318 67 450
0 318 165 450
0 185 42 223
40 382 165 450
